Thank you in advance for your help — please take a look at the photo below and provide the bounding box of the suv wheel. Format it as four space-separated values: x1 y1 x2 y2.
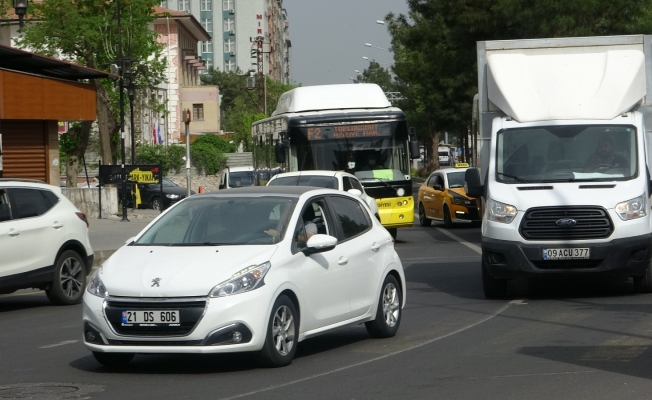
46 250 86 305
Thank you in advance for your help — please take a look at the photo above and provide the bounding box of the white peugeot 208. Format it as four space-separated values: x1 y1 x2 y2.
83 186 405 367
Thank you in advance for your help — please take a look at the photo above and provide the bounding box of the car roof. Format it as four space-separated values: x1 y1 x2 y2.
0 178 61 191
229 166 254 172
270 170 356 179
202 186 327 197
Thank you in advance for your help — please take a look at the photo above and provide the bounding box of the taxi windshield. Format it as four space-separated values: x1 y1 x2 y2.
447 171 465 188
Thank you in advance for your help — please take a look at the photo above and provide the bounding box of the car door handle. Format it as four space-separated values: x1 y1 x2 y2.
338 257 348 265
371 242 381 252
8 229 19 237
52 222 64 229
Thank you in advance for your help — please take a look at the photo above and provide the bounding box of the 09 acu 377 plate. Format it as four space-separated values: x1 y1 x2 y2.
121 310 179 326
542 248 590 260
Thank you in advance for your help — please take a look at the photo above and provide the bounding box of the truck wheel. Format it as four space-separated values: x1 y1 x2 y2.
419 204 431 227
443 206 453 229
633 264 652 293
482 259 508 299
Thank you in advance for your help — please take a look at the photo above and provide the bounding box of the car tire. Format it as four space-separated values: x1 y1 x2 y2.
443 206 453 229
257 295 299 368
92 352 134 367
387 228 398 240
633 263 652 293
45 250 87 305
482 259 508 299
151 197 162 211
365 274 402 338
419 203 431 227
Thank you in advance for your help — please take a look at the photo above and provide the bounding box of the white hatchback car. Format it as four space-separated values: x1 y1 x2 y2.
0 179 94 304
267 170 380 219
83 186 405 367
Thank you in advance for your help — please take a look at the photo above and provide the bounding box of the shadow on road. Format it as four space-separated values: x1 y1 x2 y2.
0 292 53 312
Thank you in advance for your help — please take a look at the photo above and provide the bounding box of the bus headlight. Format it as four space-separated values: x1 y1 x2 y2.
396 188 405 197
487 198 517 224
615 194 646 221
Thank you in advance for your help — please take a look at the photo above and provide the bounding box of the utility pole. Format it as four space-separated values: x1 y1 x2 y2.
117 0 129 222
183 108 192 197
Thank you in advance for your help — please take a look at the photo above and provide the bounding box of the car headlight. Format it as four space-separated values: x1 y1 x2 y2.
487 198 517 224
615 194 647 221
209 262 271 298
451 197 471 206
166 194 180 199
87 269 108 298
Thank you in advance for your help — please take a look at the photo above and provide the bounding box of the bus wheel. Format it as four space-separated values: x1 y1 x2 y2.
387 228 397 240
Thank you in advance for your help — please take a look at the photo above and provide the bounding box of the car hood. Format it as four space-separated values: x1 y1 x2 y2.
101 245 278 297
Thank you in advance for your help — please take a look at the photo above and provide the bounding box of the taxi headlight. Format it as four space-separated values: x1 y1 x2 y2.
87 269 108 298
210 262 271 297
487 198 517 224
615 194 647 221
451 197 471 206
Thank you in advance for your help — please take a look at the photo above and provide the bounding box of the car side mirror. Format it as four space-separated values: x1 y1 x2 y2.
303 234 337 255
409 140 420 159
464 167 484 198
347 189 362 197
275 142 286 163
433 184 443 191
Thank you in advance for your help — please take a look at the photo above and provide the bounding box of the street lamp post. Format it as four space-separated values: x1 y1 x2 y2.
116 0 129 222
13 0 27 28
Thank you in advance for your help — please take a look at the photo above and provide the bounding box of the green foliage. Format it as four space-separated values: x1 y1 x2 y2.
189 134 235 175
136 144 186 175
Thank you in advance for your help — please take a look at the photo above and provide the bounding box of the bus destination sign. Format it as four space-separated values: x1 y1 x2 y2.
304 123 391 141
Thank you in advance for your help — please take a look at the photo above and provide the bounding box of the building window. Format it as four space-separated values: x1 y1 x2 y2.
201 0 211 11
224 18 234 32
201 18 212 33
178 0 189 11
205 59 212 71
160 0 168 8
225 60 235 72
223 0 233 10
193 104 204 121
202 40 213 53
224 39 234 53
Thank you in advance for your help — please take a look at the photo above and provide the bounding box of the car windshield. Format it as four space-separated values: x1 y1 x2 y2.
496 125 637 183
230 171 255 187
268 175 338 189
162 178 178 187
446 171 465 188
134 196 297 246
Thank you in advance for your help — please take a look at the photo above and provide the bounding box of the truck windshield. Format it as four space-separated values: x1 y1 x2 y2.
230 171 255 187
496 125 637 183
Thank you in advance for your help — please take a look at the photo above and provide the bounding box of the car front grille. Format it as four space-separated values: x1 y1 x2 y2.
519 206 613 241
104 298 207 337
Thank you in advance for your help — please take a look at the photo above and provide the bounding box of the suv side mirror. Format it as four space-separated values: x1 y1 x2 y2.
464 168 484 198
409 140 420 159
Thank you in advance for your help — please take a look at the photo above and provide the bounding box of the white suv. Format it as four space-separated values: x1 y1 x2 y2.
267 170 380 218
0 179 94 304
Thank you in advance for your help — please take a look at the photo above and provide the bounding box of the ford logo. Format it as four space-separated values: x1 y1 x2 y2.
555 218 577 227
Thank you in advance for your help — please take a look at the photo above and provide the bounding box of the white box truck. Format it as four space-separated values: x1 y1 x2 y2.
465 35 652 298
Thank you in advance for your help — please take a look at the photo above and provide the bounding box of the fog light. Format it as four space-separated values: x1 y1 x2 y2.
632 248 648 261
399 214 404 219
85 331 96 342
233 331 242 343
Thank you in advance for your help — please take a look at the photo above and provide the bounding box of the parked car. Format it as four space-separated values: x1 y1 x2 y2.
0 178 93 304
118 177 195 211
267 170 380 219
417 164 481 228
83 186 405 367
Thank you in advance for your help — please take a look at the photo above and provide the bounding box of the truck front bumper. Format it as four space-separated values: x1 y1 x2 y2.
482 233 652 279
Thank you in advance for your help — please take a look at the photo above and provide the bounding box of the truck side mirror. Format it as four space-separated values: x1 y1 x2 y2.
409 140 420 159
275 142 286 163
464 167 484 198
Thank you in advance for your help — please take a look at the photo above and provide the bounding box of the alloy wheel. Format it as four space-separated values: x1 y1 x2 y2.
272 305 295 356
383 283 400 327
60 256 84 299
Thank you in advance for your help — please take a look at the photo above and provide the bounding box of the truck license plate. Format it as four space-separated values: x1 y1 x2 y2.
542 248 590 260
121 310 179 325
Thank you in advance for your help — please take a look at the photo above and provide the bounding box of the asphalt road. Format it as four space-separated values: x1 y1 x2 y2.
2 187 652 399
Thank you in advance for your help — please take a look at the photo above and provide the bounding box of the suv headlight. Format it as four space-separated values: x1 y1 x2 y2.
87 269 108 298
615 194 647 221
487 198 517 224
210 262 271 298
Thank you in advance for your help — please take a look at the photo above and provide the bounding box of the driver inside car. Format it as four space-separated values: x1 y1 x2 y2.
585 137 627 170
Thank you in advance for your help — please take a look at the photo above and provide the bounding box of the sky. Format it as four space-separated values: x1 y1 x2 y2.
283 0 410 87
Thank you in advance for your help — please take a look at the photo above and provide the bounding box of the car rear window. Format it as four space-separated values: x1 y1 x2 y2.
269 176 337 189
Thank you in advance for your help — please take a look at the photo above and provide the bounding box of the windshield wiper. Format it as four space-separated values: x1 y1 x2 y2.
359 177 399 194
496 172 531 183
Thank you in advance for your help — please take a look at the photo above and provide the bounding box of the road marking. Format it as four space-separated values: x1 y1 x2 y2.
509 299 528 305
39 340 79 349
220 302 512 400
435 228 482 254
468 370 596 380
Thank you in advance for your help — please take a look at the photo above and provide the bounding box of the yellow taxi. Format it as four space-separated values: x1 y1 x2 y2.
417 163 481 228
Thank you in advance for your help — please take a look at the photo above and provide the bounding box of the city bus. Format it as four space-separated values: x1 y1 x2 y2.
251 83 419 239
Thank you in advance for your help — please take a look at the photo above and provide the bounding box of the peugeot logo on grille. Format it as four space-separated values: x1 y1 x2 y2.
151 278 162 287
555 218 577 227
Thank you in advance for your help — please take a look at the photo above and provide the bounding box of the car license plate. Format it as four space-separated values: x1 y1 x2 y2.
542 248 590 260
121 310 179 325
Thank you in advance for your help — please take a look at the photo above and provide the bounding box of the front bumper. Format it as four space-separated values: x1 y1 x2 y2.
376 196 414 229
482 233 652 279
82 287 272 354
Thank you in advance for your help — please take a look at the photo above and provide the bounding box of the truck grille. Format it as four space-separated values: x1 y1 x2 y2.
104 298 207 337
519 206 613 240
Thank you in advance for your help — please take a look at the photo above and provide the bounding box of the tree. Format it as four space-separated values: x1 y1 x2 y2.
189 134 237 175
16 0 166 186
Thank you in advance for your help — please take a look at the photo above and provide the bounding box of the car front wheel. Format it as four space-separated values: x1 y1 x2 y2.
419 203 431 227
365 274 402 338
151 197 162 211
257 295 299 368
46 250 86 305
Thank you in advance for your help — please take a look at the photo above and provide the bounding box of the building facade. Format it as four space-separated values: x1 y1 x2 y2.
159 0 290 83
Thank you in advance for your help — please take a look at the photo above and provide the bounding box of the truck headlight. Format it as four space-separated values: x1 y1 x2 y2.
87 269 108 298
615 194 647 221
487 198 517 224
209 262 271 297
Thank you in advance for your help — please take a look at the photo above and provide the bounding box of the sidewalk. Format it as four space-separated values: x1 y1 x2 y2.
88 208 161 267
